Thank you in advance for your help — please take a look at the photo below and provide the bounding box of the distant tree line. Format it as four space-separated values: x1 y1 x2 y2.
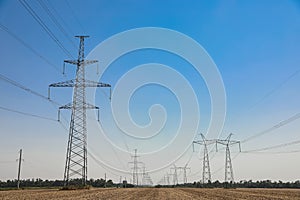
0 178 124 188
2 179 300 189
156 180 300 189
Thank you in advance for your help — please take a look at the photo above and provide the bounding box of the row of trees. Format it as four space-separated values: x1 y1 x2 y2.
157 180 300 188
0 178 117 188
2 179 300 189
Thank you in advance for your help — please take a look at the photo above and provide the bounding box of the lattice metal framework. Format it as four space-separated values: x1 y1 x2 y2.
49 36 111 186
171 165 178 185
193 133 215 183
128 149 143 186
216 133 241 183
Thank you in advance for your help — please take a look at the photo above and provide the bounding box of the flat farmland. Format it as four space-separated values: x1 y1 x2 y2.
1 188 300 200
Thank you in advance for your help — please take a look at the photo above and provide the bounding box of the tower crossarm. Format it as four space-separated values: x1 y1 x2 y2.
193 134 216 149
49 80 111 88
48 80 111 100
216 140 240 145
216 140 241 152
193 139 216 145
59 103 99 110
49 79 76 87
57 102 101 122
85 80 111 87
64 59 98 66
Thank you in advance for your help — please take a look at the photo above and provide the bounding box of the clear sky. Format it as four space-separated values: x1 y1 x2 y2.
0 0 300 184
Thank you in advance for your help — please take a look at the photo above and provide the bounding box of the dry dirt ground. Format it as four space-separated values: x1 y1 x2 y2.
1 188 300 200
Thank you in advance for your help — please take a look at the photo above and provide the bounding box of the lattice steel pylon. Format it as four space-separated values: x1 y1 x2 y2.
175 165 190 184
49 36 111 186
171 165 178 185
182 165 189 184
128 149 143 186
132 149 139 186
193 133 215 183
225 143 233 182
216 133 241 183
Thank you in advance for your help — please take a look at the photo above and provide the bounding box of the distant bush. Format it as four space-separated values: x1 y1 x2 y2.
154 180 300 189
0 178 117 189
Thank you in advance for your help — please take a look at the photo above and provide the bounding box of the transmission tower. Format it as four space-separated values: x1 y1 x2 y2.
193 133 215 183
133 149 139 186
171 165 178 185
141 165 153 186
164 173 170 185
176 165 191 184
216 133 241 183
182 164 190 184
49 36 111 186
141 165 146 185
128 149 143 186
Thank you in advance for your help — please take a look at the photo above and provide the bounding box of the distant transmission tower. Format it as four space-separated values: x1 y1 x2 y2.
171 165 178 185
193 133 215 183
49 36 111 186
141 165 153 186
132 149 139 186
176 165 190 184
129 149 143 186
182 164 190 184
216 133 241 183
164 173 170 185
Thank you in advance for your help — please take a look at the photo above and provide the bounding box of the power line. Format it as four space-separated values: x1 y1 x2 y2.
243 150 300 155
242 112 300 143
0 105 56 121
0 73 71 128
0 23 61 74
18 0 74 59
64 0 86 33
243 139 300 153
36 0 77 49
249 69 300 110
0 73 77 137
46 0 75 36
0 73 60 106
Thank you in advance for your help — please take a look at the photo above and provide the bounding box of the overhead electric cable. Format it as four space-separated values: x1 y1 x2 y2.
243 139 300 153
0 105 56 121
0 73 60 106
0 23 61 74
242 112 300 143
36 0 77 49
18 0 74 59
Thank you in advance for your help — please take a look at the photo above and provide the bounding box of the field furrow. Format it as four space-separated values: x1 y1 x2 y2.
1 188 300 199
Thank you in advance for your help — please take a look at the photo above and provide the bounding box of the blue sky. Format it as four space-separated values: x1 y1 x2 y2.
0 0 300 184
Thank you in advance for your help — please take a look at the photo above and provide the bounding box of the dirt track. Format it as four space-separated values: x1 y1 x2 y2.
1 188 300 200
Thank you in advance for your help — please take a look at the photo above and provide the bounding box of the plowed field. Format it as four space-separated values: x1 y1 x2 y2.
1 188 300 200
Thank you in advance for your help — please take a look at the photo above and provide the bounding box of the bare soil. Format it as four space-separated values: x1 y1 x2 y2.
1 188 300 200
